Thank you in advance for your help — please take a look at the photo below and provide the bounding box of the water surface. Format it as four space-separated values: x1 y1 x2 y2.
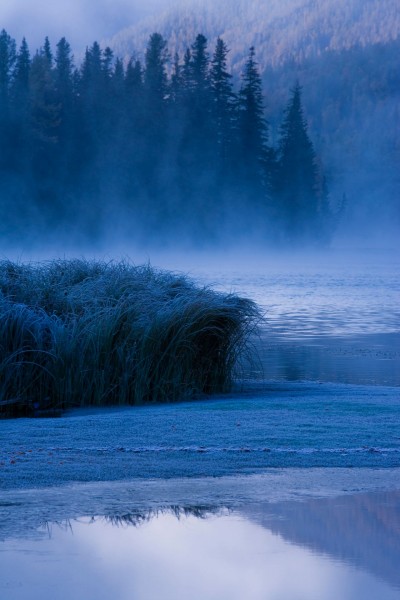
1 490 399 600
191 251 400 386
1 249 398 599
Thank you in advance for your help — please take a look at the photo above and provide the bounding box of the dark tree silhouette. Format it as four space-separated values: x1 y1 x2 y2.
237 46 273 212
210 37 236 176
0 30 331 246
275 82 325 241
0 30 16 170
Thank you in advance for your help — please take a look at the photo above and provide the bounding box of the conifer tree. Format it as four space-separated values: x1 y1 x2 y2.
186 34 214 169
29 42 61 194
78 42 109 166
210 38 236 174
112 58 125 102
43 37 53 65
0 30 16 168
11 38 30 108
0 30 16 113
181 48 192 93
237 47 270 190
9 38 31 171
190 34 210 93
54 37 74 140
276 83 322 240
55 38 73 101
144 33 168 105
143 34 169 180
125 58 143 125
170 52 183 104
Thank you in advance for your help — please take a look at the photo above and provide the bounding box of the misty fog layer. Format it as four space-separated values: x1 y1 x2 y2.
0 0 398 250
108 0 400 248
0 30 335 250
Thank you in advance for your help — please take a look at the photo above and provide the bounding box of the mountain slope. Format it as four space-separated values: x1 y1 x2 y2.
106 0 400 242
108 0 400 69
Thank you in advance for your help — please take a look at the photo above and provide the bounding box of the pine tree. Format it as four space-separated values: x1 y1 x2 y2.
0 30 16 113
30 46 59 147
185 34 214 169
11 38 30 108
9 38 31 171
54 37 74 140
43 37 53 65
125 58 143 124
237 47 270 190
210 37 236 175
29 43 61 187
144 33 168 105
124 58 144 205
181 48 192 93
0 30 16 169
190 34 210 93
112 58 125 103
275 83 323 241
142 33 169 196
78 42 109 163
170 52 183 104
55 38 73 100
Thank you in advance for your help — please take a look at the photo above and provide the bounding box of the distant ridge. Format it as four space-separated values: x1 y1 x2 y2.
106 0 400 71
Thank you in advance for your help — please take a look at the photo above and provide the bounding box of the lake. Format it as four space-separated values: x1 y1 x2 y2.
0 248 399 599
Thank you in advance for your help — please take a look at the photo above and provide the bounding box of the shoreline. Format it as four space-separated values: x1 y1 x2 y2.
1 381 399 491
2 468 400 541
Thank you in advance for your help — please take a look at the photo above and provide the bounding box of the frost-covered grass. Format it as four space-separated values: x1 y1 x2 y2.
0 259 260 417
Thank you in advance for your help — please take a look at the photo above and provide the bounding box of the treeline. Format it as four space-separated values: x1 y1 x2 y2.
0 29 333 246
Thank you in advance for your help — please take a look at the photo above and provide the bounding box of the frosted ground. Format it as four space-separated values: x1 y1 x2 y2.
0 248 399 599
1 248 399 510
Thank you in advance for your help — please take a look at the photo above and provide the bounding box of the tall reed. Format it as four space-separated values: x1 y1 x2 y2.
0 259 261 416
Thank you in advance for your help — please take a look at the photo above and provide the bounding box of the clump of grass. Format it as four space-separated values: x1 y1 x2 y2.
0 259 261 417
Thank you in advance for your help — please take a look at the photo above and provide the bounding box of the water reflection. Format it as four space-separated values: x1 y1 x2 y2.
246 490 400 590
256 332 400 386
1 492 399 600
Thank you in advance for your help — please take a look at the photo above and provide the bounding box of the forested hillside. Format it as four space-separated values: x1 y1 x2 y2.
109 0 400 68
0 0 398 248
0 30 332 248
108 0 400 243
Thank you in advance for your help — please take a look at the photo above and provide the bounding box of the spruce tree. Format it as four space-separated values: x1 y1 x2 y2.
144 33 168 105
185 34 214 170
170 53 183 104
0 30 16 112
210 37 236 175
141 34 169 210
11 38 30 108
143 33 169 144
276 83 322 241
9 38 31 171
125 58 143 125
29 42 61 193
55 38 73 102
0 30 16 169
181 48 192 94
77 42 109 167
237 47 270 191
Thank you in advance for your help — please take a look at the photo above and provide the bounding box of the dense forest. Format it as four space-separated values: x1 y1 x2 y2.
0 29 332 247
109 0 400 244
110 0 400 67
